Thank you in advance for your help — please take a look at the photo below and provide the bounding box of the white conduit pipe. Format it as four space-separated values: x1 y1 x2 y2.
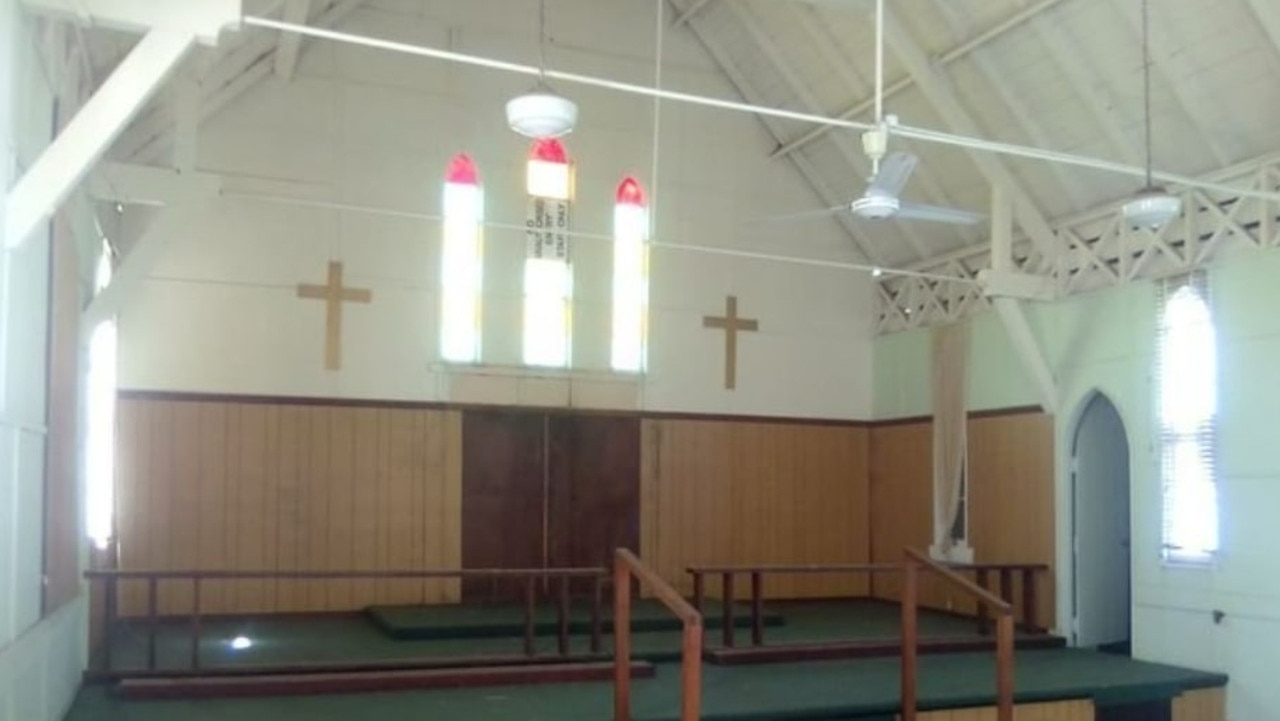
219 189 978 286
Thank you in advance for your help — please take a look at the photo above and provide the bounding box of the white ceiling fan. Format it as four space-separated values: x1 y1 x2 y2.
758 0 983 227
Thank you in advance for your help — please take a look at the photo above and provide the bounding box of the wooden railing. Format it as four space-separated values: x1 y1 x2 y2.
614 549 701 721
685 563 896 647
685 560 1048 648
902 548 1014 721
84 567 606 676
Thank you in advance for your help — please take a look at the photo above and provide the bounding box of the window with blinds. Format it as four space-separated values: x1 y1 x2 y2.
1157 272 1218 564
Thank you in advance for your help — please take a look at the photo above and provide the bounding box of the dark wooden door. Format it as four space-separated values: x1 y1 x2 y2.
546 414 641 592
461 410 546 601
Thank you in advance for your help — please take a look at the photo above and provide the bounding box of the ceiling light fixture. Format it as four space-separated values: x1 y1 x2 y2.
506 0 577 138
1122 0 1180 230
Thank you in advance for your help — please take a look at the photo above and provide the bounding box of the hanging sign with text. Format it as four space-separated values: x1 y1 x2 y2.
526 197 571 260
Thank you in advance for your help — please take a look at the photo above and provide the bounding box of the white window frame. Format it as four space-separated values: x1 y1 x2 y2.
440 155 484 364
1157 272 1219 566
610 179 649 373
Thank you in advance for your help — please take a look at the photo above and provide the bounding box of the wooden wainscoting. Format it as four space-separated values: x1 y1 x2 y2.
968 412 1056 629
1173 688 1226 721
640 418 870 598
918 699 1092 721
114 399 462 616
870 410 1055 625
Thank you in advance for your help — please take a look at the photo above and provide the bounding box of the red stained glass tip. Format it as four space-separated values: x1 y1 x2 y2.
529 138 569 164
446 153 479 185
616 177 645 206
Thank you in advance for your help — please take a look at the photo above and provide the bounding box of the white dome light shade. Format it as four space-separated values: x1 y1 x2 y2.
506 90 578 139
1123 187 1182 229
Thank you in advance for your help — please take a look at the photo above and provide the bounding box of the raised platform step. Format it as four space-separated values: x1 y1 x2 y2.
117 660 655 700
706 634 1067 665
367 598 783 640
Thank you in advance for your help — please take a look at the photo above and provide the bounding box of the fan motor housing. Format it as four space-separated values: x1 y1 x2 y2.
850 193 900 220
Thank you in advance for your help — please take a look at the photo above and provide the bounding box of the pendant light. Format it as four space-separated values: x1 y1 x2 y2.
506 0 578 139
1122 0 1181 229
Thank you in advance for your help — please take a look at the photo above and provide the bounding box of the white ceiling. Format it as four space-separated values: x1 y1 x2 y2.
70 0 1280 283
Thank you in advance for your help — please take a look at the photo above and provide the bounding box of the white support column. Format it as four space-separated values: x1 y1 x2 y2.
993 297 1057 414
4 28 195 249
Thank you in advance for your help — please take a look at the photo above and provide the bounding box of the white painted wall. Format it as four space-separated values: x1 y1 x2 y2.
0 4 86 721
873 246 1280 720
117 0 874 419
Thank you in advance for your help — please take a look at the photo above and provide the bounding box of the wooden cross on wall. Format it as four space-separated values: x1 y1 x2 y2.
703 295 759 390
297 261 371 371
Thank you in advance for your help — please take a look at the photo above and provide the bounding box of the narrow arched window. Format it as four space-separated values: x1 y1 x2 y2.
523 139 573 367
1157 273 1218 564
611 177 648 372
440 153 483 363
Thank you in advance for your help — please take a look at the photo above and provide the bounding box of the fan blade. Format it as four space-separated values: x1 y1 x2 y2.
868 151 918 197
896 202 984 225
744 204 848 224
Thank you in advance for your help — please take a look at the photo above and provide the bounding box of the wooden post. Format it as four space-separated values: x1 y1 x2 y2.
614 560 631 721
721 572 735 648
147 578 158 671
680 622 703 721
557 575 570 656
996 613 1015 721
103 576 116 671
190 578 201 670
901 561 918 721
692 572 704 616
524 576 537 656
750 571 764 646
976 568 991 635
1021 568 1037 632
591 574 603 654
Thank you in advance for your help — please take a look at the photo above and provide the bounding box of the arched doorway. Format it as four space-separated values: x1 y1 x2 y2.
1070 392 1131 653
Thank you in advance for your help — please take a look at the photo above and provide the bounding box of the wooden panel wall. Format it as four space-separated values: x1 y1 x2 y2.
868 422 940 604
114 399 462 616
1173 688 1226 721
968 412 1056 627
918 699 1092 721
640 419 870 599
870 411 1056 625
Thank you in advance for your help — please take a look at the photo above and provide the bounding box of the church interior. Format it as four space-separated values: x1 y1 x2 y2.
1 0 1277 719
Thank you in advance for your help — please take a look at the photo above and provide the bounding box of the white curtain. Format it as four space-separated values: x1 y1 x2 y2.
932 322 969 554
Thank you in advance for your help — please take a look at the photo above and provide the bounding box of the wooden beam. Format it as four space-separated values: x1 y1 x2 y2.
882 12 1061 261
6 29 195 249
273 0 312 80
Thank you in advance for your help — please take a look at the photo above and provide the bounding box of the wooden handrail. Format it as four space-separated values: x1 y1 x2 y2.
85 565 608 676
622 551 700 623
614 549 701 721
686 563 900 574
684 561 1047 575
903 548 1012 614
684 559 1047 648
901 547 1014 721
84 567 606 580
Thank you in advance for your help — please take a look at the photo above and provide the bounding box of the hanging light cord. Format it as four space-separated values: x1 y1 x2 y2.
1142 0 1153 188
538 0 548 84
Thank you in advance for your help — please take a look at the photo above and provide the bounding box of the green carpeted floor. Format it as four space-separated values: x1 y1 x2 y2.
66 649 1226 721
99 600 1003 672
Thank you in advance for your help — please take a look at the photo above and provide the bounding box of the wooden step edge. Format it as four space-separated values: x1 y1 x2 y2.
117 660 655 700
